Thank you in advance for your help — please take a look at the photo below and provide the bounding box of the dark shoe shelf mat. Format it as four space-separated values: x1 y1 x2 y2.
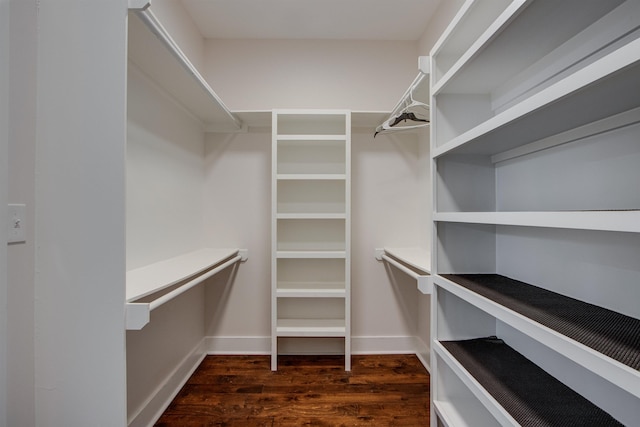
442 274 640 371
441 337 623 426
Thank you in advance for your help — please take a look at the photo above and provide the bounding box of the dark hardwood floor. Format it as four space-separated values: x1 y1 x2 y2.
155 354 430 426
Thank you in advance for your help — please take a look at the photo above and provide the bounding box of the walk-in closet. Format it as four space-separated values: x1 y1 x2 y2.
3 0 639 426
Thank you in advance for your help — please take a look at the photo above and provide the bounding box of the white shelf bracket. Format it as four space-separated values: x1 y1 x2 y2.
126 302 150 330
128 0 151 11
239 249 249 262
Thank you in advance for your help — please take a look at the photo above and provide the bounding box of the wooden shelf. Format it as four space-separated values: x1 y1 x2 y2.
434 211 640 233
128 10 241 132
436 274 640 399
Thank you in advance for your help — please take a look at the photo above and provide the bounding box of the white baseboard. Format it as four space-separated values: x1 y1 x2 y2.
204 335 271 354
127 339 207 427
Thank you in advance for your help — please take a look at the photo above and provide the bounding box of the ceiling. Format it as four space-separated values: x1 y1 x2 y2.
180 0 443 41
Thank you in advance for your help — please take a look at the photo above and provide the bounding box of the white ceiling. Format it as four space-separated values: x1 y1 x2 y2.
180 0 443 41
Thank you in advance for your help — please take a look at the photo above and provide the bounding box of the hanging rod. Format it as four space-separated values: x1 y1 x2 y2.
375 57 430 137
131 6 243 131
126 249 248 330
375 248 432 294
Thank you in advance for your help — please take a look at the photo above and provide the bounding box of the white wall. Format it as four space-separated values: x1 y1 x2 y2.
0 1 9 424
150 0 205 71
35 1 128 424
126 60 208 423
7 0 37 425
202 128 427 353
204 39 419 111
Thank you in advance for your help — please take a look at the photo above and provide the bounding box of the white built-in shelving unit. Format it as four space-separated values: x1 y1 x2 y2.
271 110 351 371
430 0 640 425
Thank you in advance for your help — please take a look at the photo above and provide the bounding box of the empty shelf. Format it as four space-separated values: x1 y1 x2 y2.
126 248 247 330
276 319 346 337
443 274 640 372
440 337 623 426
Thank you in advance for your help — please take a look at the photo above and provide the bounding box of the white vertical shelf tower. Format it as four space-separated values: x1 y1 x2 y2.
271 110 352 371
430 0 640 426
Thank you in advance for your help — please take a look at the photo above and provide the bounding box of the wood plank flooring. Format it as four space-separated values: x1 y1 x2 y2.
155 354 430 426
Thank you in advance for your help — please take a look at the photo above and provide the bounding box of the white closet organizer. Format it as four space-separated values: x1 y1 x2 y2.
430 0 640 426
271 110 351 371
126 5 248 331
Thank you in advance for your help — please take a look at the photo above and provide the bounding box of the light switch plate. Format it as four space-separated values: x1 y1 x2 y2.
8 204 26 244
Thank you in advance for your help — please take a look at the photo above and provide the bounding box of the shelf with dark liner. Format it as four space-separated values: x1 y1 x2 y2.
442 274 640 371
441 337 623 426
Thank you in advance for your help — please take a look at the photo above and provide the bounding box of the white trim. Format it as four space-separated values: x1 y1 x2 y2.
204 336 271 355
127 339 206 427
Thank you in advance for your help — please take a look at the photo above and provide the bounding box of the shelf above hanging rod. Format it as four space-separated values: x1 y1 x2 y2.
125 248 248 330
128 5 243 132
375 247 432 294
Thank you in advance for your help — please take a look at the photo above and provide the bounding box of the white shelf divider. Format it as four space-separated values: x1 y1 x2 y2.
375 247 432 294
126 248 248 330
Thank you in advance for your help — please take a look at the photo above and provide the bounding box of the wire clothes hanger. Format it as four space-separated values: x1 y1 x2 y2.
374 89 429 137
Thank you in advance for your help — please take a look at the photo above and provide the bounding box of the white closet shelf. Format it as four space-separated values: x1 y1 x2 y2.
434 275 640 399
126 248 248 330
276 250 347 259
430 0 517 89
433 38 640 158
128 9 242 132
375 247 432 294
276 284 346 298
433 342 518 426
276 174 346 181
276 134 346 141
277 213 346 220
276 319 346 337
434 211 640 233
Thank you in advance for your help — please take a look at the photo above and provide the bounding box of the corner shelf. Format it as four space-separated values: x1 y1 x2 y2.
125 248 247 330
128 8 241 132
